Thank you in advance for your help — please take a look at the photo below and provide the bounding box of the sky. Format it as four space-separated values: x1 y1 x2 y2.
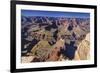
21 10 90 18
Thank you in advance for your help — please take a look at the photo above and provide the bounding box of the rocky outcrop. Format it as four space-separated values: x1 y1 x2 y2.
76 33 90 60
47 47 61 61
21 56 35 63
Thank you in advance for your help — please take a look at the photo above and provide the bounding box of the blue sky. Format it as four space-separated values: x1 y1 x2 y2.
21 10 90 18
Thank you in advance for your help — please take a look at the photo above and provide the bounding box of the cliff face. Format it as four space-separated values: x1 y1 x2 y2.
76 33 90 60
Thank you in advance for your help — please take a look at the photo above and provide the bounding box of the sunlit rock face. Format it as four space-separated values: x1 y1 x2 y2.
77 33 90 60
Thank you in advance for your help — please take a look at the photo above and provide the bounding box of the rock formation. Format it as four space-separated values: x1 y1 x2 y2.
21 16 90 63
76 33 90 60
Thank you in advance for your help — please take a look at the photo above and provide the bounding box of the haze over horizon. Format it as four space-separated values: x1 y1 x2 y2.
21 10 90 18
